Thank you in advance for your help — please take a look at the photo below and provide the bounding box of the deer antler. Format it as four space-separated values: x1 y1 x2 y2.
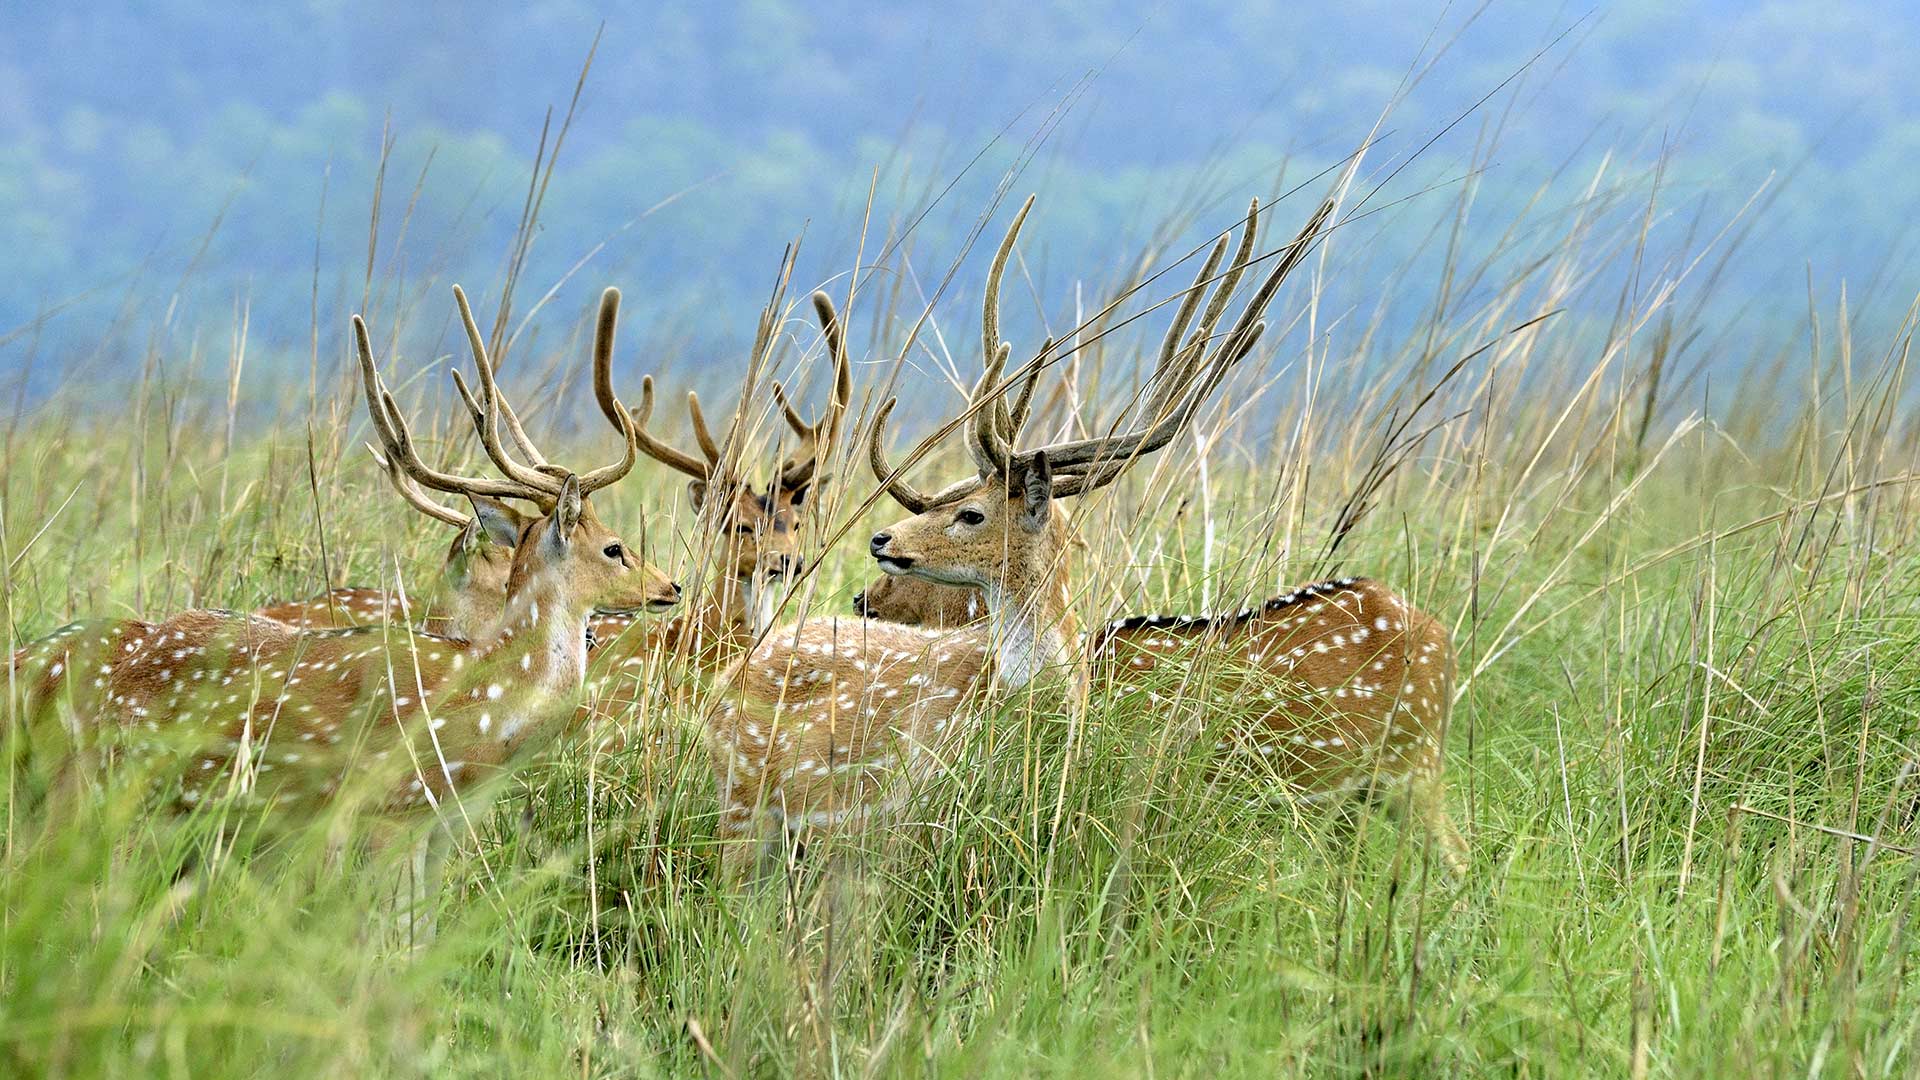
626 257 840 493
573 287 642 497
354 314 559 511
966 195 1035 477
366 443 470 528
1036 194 1334 497
869 193 1335 508
623 377 714 481
449 285 637 500
771 290 854 490
867 398 935 513
868 397 995 513
356 287 639 517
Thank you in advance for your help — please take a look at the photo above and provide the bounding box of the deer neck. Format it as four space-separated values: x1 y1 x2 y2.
722 571 782 639
478 576 593 694
667 572 765 658
437 585 500 643
982 556 1082 695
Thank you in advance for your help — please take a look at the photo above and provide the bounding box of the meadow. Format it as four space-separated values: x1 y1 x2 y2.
2 175 1918 1078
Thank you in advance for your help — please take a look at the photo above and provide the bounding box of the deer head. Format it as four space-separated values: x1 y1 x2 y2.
496 472 682 622
851 571 986 625
622 289 851 628
355 286 656 636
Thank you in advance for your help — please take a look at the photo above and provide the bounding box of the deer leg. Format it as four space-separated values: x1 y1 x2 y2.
715 802 769 884
400 833 438 946
1400 775 1469 878
374 824 444 948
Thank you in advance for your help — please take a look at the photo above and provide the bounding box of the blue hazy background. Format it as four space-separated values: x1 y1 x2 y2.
2 1 1916 391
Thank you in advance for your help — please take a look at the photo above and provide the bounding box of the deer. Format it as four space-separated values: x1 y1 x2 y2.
258 289 852 683
7 290 682 915
589 288 853 673
252 285 637 640
702 193 1466 881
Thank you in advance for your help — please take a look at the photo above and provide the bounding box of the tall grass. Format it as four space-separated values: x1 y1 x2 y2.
3 159 1918 1078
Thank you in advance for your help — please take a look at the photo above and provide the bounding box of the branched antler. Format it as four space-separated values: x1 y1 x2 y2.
870 192 1336 509
624 269 849 494
772 290 854 489
355 284 640 516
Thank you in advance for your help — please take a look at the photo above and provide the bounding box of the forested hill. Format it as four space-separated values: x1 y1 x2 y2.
2 1 1915 382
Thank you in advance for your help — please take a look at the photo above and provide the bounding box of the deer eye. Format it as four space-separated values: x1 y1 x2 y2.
734 523 756 535
955 507 986 526
602 543 624 561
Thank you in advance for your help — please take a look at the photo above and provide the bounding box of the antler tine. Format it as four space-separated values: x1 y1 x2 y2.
354 315 409 458
630 375 714 481
572 406 637 496
815 290 853 451
969 195 1034 476
1032 194 1331 482
774 292 852 441
775 289 856 490
1219 194 1333 365
868 397 933 513
769 384 819 486
686 391 732 467
574 287 641 497
1156 232 1230 372
1133 204 1256 428
590 286 627 431
982 196 1035 382
1196 197 1262 347
963 354 1004 476
450 286 566 498
996 336 1051 447
452 285 554 473
352 312 556 510
869 397 983 513
771 381 811 439
367 443 470 528
969 342 1014 476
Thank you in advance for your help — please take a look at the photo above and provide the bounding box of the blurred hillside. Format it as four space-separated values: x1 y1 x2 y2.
1 1 1915 396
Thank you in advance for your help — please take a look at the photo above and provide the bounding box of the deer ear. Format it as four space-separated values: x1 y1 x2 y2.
687 479 709 512
786 477 817 506
466 496 525 549
545 475 583 553
1019 452 1052 532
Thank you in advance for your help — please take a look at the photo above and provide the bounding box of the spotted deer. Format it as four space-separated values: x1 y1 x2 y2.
845 220 1466 876
7 292 680 833
589 288 853 671
254 286 636 639
261 288 852 689
706 194 1393 876
851 457 1464 876
255 448 538 637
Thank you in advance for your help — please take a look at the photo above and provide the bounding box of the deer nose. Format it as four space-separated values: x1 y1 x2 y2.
869 532 892 555
669 581 683 599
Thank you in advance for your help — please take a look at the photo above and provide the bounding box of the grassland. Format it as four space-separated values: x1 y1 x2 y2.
3 183 1919 1078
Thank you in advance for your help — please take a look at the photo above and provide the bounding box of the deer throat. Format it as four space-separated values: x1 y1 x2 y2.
484 580 592 693
983 583 1075 692
752 576 787 638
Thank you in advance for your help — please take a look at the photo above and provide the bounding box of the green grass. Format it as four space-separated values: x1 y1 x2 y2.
4 217 1920 1076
